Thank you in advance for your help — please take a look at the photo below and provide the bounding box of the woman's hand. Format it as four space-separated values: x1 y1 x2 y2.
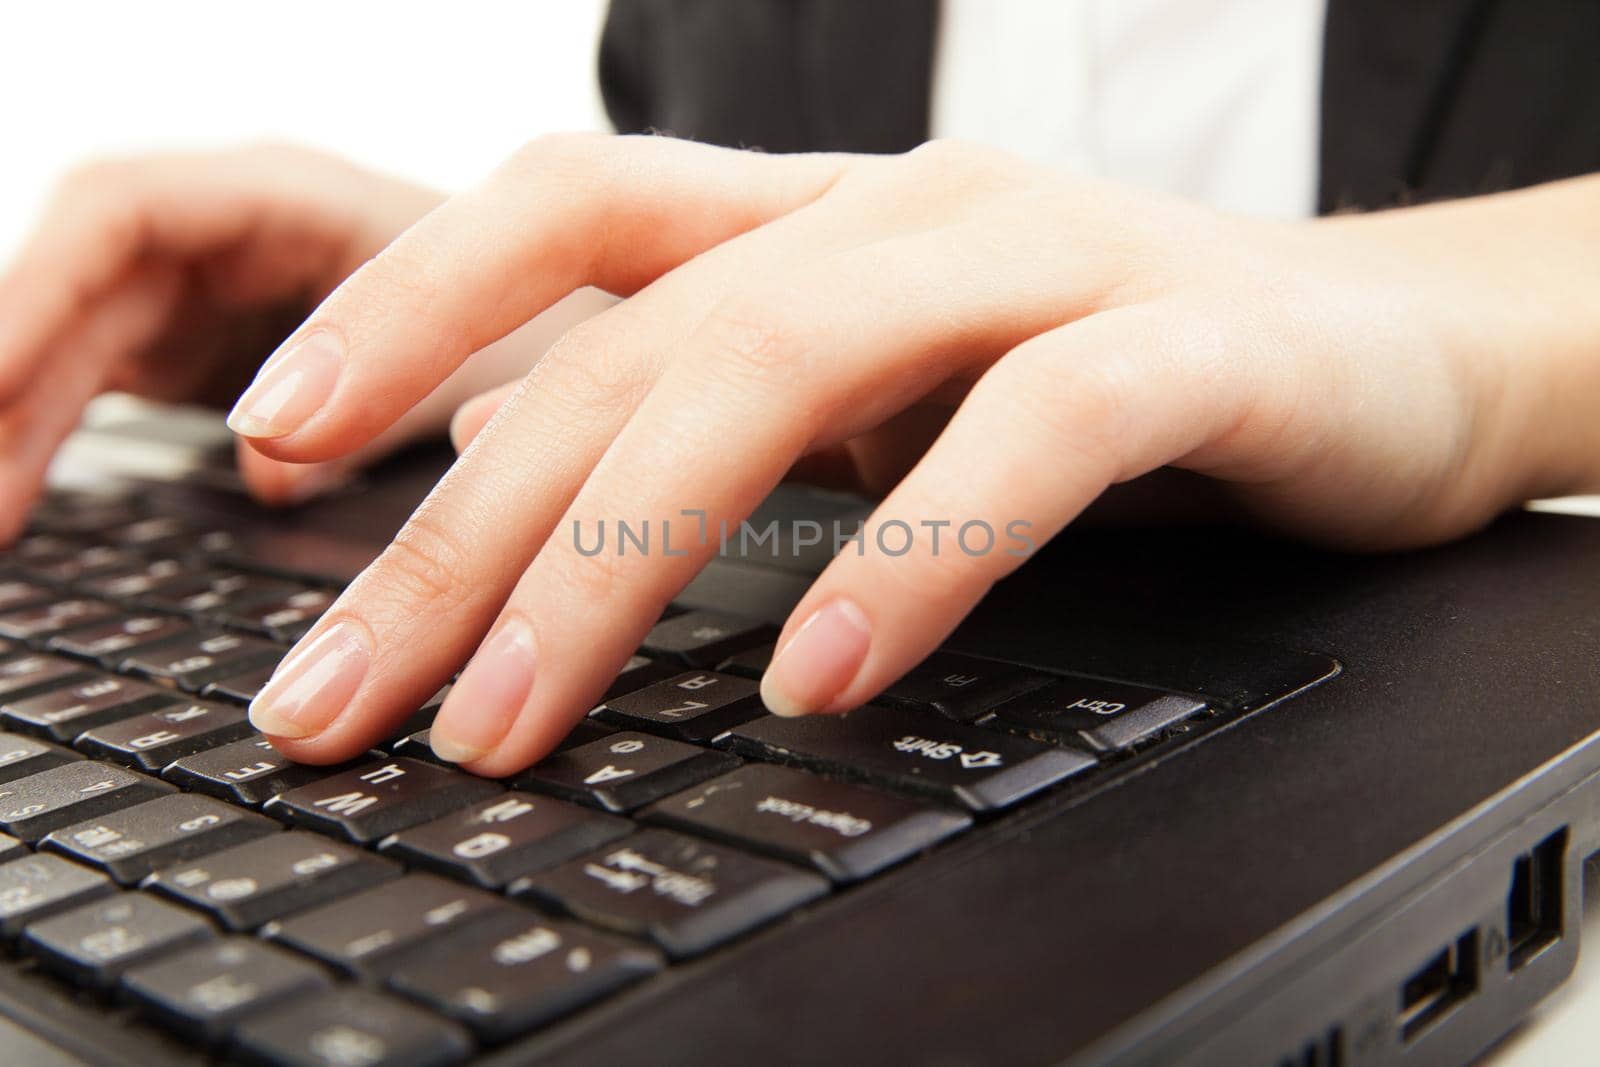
0 143 600 530
234 133 1600 775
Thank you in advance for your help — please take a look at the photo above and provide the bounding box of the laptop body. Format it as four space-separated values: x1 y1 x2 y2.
0 403 1594 1066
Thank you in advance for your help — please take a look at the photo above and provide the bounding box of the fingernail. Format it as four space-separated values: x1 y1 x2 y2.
761 598 871 717
227 330 344 439
248 620 371 738
431 616 538 764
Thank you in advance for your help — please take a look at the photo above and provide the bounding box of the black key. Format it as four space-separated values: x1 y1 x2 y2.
724 706 1096 812
122 937 332 1046
387 917 662 1043
266 759 502 844
22 891 216 991
382 686 451 747
991 677 1208 751
593 671 765 743
642 763 972 882
0 598 118 641
0 760 175 842
641 610 779 668
515 829 828 959
122 630 282 692
2 674 178 742
221 588 335 642
380 792 632 890
514 732 739 814
880 652 1054 723
164 735 363 808
263 873 517 978
27 494 140 535
102 515 190 549
0 580 57 612
0 852 116 938
147 830 400 931
0 731 82 783
143 570 299 616
0 832 23 863
76 700 252 772
50 611 195 667
233 987 474 1067
25 544 137 584
43 793 278 885
601 654 679 701
716 642 775 679
389 717 615 768
202 663 277 703
0 652 91 701
79 556 188 599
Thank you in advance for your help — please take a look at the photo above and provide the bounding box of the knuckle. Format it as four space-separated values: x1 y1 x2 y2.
694 291 809 390
499 131 610 188
989 345 1131 473
536 323 651 414
370 511 475 611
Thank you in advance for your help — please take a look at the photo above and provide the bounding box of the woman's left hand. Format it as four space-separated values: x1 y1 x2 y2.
235 133 1600 774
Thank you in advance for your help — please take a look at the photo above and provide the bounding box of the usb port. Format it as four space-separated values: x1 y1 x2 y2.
1399 929 1479 1042
1507 827 1566 971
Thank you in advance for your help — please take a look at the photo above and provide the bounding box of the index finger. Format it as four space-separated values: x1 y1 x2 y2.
227 134 845 462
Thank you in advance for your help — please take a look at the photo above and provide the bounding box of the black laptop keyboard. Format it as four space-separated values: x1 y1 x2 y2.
0 490 1225 1066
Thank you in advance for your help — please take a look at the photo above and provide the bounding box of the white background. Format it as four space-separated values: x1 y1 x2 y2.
1 3 1595 1063
0 1 610 260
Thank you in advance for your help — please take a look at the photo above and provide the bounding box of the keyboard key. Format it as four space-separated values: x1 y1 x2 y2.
0 598 118 641
164 736 365 808
991 677 1208 751
49 612 196 667
880 652 1053 723
43 793 278 885
232 986 474 1067
0 852 116 939
380 792 631 890
515 732 739 814
517 829 827 959
724 706 1097 812
142 570 299 616
0 731 82 783
388 716 615 767
220 588 335 642
79 556 187 599
266 759 502 844
147 831 400 931
593 671 766 743
263 873 516 978
0 832 23 863
122 936 332 1046
387 917 662 1043
642 764 972 882
76 700 253 772
641 610 778 668
0 580 57 613
201 663 277 704
0 760 175 842
0 652 91 701
716 642 774 679
22 891 216 991
1 674 177 742
601 654 680 701
122 630 282 692
25 544 137 584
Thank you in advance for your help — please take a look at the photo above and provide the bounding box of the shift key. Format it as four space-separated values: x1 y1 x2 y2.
723 706 1095 812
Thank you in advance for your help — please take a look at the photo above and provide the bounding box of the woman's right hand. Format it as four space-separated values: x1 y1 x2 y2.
0 142 545 539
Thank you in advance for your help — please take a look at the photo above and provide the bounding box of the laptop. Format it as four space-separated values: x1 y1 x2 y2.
0 396 1593 1067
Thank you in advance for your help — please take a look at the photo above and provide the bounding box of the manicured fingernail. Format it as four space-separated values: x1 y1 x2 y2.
761 598 871 717
431 617 538 764
248 620 371 738
227 330 344 439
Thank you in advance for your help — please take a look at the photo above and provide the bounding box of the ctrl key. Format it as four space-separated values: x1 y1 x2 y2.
234 987 474 1067
388 918 661 1044
22 891 215 991
122 937 331 1046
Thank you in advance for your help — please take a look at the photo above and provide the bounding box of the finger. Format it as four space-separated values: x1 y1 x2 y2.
759 305 1245 717
0 266 181 541
448 381 518 453
424 232 1097 775
228 134 846 462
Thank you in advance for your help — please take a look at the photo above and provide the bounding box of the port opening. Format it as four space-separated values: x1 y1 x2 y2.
1398 928 1480 1043
1507 827 1566 971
